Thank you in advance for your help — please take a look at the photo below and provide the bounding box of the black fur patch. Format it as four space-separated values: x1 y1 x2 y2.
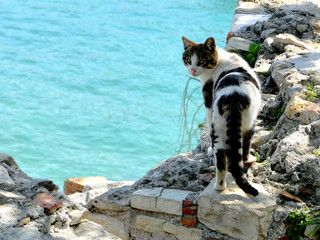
202 79 213 108
242 128 255 162
215 74 240 92
214 67 260 91
217 92 250 116
216 149 226 171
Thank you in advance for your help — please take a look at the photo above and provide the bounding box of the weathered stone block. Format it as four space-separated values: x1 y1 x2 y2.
75 219 121 240
64 176 108 195
131 188 192 216
198 176 277 240
135 215 202 240
157 189 192 215
131 187 163 212
86 212 129 240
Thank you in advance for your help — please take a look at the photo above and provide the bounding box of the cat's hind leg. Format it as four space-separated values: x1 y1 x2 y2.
214 148 227 191
242 128 256 165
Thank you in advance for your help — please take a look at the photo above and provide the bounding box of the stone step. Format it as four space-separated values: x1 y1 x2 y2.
131 188 192 216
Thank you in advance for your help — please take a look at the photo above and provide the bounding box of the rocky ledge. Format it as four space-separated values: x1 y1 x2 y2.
1 0 320 240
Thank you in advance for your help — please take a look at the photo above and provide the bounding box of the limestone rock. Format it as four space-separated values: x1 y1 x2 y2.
68 209 89 226
0 203 26 228
0 227 41 240
273 33 313 50
288 52 320 73
131 188 192 216
86 212 129 240
286 95 320 124
64 176 108 195
0 165 15 188
0 189 25 201
75 220 121 240
135 215 202 240
198 175 277 240
225 37 255 52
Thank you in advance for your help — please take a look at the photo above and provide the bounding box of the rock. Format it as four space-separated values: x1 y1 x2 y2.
74 220 121 240
0 189 25 202
0 165 15 188
86 212 129 240
231 14 271 33
304 224 319 240
288 52 320 73
63 176 108 195
0 153 18 167
286 95 320 124
31 193 63 214
17 217 31 227
198 174 277 240
260 28 277 41
92 185 132 212
31 178 59 192
296 24 309 34
0 203 26 228
131 188 192 216
25 204 44 219
0 227 41 240
263 37 276 53
225 37 255 52
69 209 89 226
273 33 313 50
135 215 202 240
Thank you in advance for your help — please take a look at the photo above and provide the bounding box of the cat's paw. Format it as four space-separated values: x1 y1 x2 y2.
207 146 213 157
214 180 226 191
244 154 257 167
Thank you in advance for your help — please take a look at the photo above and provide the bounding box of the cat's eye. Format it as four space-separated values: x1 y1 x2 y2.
185 58 191 64
198 60 205 66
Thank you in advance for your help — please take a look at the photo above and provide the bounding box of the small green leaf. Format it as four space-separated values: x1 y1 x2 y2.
249 56 256 67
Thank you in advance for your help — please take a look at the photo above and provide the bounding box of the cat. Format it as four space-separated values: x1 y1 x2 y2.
182 36 261 196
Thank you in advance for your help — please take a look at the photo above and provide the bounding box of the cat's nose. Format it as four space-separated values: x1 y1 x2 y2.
191 68 197 74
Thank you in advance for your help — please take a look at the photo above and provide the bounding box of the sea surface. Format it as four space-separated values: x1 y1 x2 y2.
0 0 237 188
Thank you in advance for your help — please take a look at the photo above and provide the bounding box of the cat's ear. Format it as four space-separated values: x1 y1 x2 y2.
204 37 216 52
182 36 196 50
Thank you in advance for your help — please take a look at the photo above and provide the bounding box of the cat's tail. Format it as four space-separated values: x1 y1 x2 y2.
221 93 259 196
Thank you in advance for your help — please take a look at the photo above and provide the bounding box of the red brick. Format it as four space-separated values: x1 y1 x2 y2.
182 208 197 215
206 238 218 240
277 237 289 240
32 193 62 214
182 200 195 207
181 218 197 227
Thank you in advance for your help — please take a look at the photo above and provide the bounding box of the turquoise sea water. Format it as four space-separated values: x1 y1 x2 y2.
0 0 237 188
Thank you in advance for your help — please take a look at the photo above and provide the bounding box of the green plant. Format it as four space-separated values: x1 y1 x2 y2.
286 208 311 240
272 105 286 119
308 69 316 75
314 149 319 157
305 83 320 101
243 43 261 67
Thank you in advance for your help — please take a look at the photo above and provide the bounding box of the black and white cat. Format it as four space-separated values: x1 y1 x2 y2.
182 36 261 196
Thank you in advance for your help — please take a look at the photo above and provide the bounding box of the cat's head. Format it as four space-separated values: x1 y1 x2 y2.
182 37 218 77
